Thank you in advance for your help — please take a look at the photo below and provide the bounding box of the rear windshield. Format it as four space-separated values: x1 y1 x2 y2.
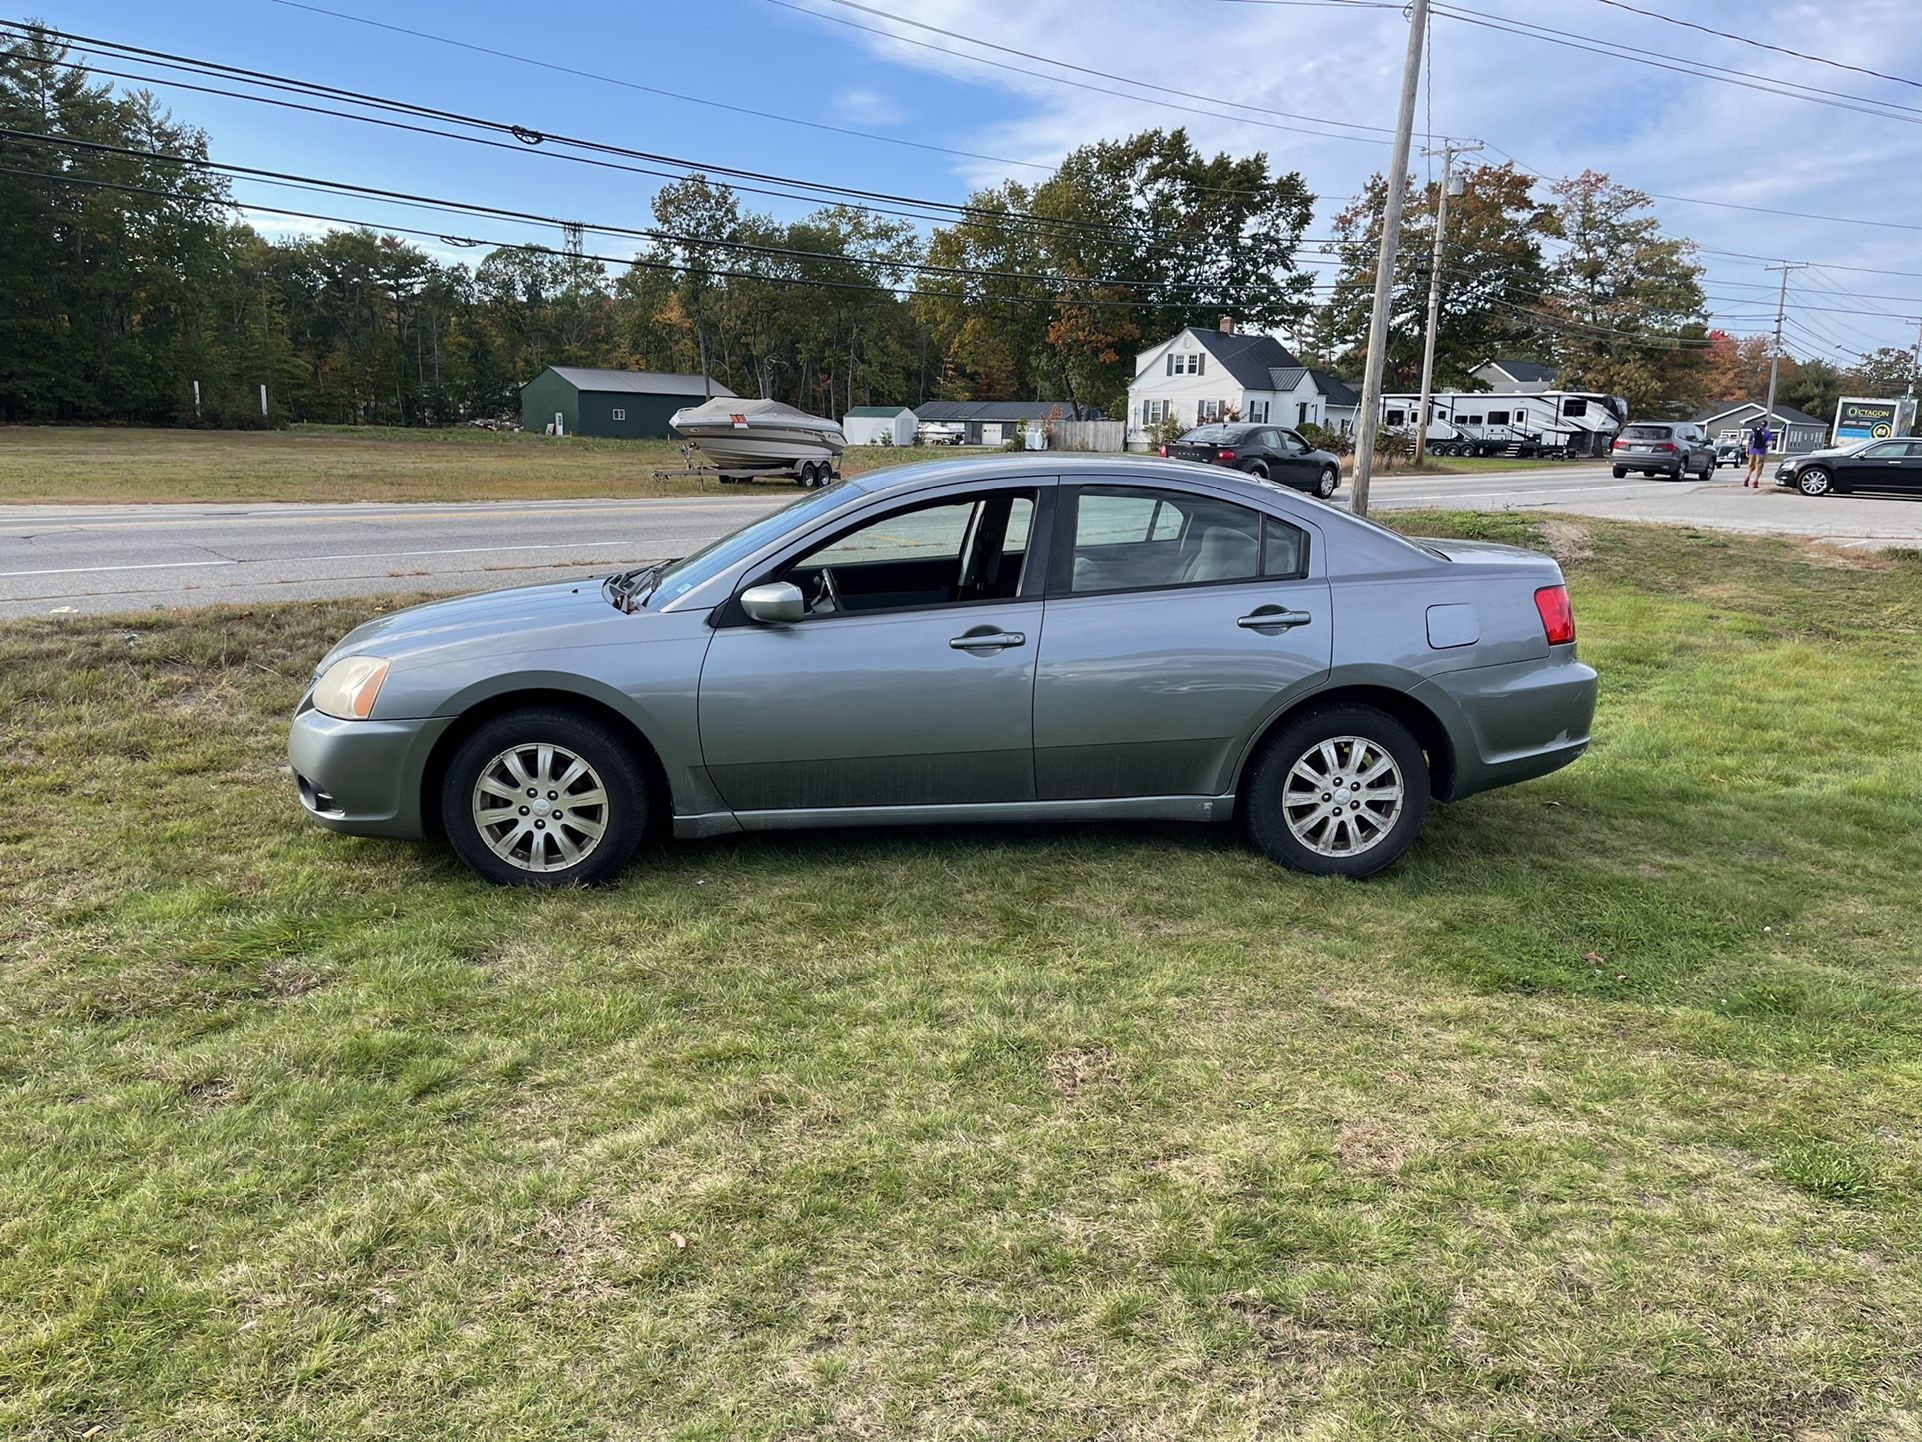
1622 425 1673 439
1179 426 1252 444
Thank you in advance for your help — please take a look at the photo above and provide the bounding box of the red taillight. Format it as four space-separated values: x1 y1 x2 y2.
1158 444 1168 457
1535 584 1575 645
1612 437 1625 449
1656 441 1676 453
1218 448 1236 461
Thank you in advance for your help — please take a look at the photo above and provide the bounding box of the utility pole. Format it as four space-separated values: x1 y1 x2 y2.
1412 140 1481 466
1349 0 1431 518
1761 262 1807 441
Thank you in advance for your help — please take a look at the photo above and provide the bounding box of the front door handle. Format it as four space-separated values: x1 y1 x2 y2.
1237 607 1312 631
950 629 1026 651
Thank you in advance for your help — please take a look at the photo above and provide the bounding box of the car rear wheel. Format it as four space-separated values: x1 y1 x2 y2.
1242 704 1430 879
1611 465 1627 478
441 707 649 886
1315 464 1340 499
1246 461 1269 480
1797 467 1833 496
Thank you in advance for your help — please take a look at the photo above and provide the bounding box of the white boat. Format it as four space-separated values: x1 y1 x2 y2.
670 397 846 477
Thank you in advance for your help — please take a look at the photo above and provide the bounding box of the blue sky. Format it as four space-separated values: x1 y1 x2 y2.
38 0 1922 364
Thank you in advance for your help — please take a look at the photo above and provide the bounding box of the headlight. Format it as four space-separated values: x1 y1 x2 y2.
312 655 390 720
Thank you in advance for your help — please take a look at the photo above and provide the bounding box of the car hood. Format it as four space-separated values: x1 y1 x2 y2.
1789 446 1850 463
317 578 637 672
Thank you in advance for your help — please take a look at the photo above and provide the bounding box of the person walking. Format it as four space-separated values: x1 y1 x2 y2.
1744 417 1774 488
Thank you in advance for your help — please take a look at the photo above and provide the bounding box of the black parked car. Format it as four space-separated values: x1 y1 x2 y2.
1163 424 1343 499
1777 437 1922 496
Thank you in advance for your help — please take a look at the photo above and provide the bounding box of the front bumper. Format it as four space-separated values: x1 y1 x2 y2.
1417 651 1598 802
288 702 454 839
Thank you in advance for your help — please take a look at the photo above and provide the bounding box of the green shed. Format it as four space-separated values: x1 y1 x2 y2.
518 366 734 439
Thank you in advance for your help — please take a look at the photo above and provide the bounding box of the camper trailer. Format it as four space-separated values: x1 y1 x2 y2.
1377 389 1627 458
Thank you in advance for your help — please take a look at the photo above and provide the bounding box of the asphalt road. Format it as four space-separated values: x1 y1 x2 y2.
5 465 1919 619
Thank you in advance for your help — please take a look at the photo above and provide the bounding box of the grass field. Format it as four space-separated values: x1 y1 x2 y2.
0 425 1019 505
3 515 1920 1439
0 425 1575 506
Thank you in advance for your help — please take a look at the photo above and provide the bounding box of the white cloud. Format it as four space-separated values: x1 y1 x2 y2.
834 87 905 125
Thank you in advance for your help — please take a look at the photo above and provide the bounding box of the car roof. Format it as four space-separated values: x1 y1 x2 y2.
847 452 1278 496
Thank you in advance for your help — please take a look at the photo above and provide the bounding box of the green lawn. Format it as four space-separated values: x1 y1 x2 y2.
0 425 1019 505
3 516 1920 1439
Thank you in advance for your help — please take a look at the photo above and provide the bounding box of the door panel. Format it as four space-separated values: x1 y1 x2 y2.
700 603 1042 810
1034 580 1331 798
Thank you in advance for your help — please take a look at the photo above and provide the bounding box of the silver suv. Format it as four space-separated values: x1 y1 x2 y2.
1611 421 1716 480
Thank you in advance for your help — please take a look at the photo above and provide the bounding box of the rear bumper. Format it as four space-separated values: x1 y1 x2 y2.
288 702 453 839
1417 651 1598 801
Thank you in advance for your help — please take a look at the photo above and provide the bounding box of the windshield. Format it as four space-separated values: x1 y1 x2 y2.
645 483 855 606
1180 426 1250 445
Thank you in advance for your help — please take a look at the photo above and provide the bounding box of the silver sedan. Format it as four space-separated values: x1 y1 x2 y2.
290 456 1596 884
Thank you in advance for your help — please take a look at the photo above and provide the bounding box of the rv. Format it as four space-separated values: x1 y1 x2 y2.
1377 389 1627 458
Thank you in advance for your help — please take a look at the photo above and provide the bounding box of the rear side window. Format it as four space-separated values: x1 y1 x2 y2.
1622 425 1673 440
1066 488 1306 594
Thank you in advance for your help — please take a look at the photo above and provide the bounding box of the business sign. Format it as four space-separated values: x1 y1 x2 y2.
1834 397 1901 444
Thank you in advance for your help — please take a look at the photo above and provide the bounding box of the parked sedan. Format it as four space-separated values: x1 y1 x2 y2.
1163 423 1343 499
1777 437 1922 496
290 457 1596 885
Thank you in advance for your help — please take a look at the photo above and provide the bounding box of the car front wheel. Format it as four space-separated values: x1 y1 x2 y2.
1797 467 1833 497
1315 464 1340 499
1242 704 1430 878
441 707 649 886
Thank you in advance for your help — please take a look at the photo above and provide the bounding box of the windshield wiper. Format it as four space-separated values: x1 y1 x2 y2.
603 559 678 613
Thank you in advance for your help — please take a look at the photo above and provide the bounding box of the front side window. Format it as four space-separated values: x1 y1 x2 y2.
1279 431 1309 454
1067 487 1306 595
778 491 1036 617
1861 441 1910 459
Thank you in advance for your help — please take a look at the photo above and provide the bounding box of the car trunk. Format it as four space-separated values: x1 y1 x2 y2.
1165 440 1235 465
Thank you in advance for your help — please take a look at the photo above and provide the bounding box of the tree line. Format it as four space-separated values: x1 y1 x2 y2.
2 31 1910 430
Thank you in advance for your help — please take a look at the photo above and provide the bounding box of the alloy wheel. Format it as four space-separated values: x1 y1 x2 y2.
1282 736 1404 857
1798 468 1831 496
471 742 610 873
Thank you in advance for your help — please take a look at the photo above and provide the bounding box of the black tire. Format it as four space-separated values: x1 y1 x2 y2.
1242 704 1431 879
1611 465 1627 478
440 706 650 886
1797 467 1833 497
1315 464 1340 499
1698 457 1713 480
1246 461 1269 480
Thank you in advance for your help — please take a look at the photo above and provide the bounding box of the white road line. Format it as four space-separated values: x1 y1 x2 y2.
0 540 636 581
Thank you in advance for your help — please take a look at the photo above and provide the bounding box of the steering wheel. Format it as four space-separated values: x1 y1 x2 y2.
809 565 844 615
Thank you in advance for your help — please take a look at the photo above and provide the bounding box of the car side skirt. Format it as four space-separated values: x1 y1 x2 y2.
678 794 1237 836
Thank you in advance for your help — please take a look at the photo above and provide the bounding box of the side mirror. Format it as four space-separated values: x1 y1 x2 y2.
740 581 805 625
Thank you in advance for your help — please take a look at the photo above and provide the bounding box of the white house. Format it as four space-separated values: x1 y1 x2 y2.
1470 358 1560 393
1126 324 1361 448
842 405 918 447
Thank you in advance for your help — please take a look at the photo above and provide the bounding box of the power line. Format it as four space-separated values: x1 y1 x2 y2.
7 21 1278 254
762 0 1462 147
1580 0 1922 94
263 0 1058 176
3 127 1347 294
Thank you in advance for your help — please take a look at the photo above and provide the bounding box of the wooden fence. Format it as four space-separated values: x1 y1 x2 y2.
1047 420 1127 452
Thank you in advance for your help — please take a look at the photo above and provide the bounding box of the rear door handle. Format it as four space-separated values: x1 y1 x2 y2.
950 629 1026 651
1237 608 1312 631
